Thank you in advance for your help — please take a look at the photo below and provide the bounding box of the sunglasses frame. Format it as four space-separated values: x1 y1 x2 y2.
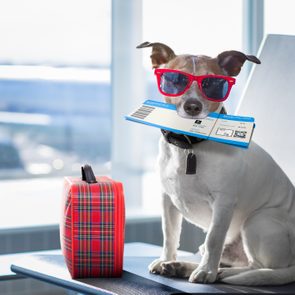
154 68 236 102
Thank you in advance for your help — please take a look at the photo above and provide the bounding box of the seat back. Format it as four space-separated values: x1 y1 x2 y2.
237 34 295 182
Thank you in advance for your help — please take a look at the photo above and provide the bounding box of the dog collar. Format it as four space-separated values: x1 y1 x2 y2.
161 129 200 174
161 106 227 175
161 129 204 149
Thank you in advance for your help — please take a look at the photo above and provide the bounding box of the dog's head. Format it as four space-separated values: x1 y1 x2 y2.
137 41 260 119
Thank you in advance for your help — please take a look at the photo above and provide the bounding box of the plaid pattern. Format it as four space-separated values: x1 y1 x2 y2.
60 176 125 278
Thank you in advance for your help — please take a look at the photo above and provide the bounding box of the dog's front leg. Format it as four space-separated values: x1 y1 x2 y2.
149 192 182 274
189 198 235 284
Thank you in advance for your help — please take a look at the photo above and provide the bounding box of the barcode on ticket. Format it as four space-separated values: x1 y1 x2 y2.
130 105 155 120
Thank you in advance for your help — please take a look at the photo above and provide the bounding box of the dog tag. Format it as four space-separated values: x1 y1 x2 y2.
186 152 197 174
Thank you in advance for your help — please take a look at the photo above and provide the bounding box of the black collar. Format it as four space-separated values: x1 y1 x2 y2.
161 129 204 149
161 107 227 149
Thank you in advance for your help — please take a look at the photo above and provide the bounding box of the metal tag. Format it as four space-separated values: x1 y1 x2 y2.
186 152 197 174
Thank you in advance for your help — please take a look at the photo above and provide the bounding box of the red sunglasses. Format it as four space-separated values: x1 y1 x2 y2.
154 68 236 102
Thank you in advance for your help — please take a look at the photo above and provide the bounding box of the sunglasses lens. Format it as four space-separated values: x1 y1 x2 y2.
160 72 189 95
201 77 229 100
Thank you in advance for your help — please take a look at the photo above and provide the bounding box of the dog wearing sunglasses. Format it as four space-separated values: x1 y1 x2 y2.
137 42 295 285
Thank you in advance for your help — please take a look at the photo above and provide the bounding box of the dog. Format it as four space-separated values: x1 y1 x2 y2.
136 41 295 285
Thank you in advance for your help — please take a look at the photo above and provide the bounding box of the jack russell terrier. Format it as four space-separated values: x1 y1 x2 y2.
137 41 295 285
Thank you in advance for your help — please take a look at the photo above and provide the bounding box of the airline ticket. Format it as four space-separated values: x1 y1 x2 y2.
125 100 255 148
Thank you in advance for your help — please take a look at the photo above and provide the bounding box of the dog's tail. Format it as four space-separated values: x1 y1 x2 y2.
221 265 295 285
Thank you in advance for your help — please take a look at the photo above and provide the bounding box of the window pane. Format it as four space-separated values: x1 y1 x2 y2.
0 67 111 178
143 0 242 68
141 0 243 212
0 0 110 66
142 0 243 108
265 0 295 36
0 0 111 180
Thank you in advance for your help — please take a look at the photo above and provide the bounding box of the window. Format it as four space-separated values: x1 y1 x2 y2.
0 0 111 179
0 0 111 229
140 0 243 211
264 0 295 36
0 0 245 229
0 0 110 66
143 0 243 109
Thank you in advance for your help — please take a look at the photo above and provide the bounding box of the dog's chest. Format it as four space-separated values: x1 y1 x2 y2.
158 138 213 228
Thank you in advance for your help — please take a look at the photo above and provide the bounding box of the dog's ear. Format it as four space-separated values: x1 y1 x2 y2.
136 41 176 68
217 50 261 76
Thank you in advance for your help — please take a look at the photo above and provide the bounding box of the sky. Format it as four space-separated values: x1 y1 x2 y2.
0 0 294 67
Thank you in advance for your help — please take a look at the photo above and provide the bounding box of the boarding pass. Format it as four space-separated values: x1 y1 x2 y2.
125 100 255 148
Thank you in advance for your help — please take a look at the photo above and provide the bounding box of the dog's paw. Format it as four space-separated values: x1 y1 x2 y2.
160 261 181 277
148 258 167 274
161 261 195 278
189 266 217 284
149 259 199 278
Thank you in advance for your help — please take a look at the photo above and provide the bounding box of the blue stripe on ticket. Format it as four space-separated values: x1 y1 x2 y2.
218 113 255 122
143 100 221 119
144 100 177 110
208 137 249 148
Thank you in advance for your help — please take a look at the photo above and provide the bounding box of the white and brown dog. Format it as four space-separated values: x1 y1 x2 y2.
137 41 295 285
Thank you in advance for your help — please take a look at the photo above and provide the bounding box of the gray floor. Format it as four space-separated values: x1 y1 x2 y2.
0 278 69 295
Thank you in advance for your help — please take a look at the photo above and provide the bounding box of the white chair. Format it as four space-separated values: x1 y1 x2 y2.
237 34 295 183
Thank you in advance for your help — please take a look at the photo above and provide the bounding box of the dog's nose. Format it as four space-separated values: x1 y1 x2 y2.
183 99 202 116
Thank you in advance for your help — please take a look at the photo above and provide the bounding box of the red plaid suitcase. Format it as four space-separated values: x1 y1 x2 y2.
60 165 125 278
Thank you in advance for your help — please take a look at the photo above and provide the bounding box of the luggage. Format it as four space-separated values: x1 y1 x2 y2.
60 165 125 278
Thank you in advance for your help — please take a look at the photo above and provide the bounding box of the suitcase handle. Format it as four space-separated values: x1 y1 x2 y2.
81 164 97 183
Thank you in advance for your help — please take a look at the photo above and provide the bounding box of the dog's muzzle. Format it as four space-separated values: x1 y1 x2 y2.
183 99 203 116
